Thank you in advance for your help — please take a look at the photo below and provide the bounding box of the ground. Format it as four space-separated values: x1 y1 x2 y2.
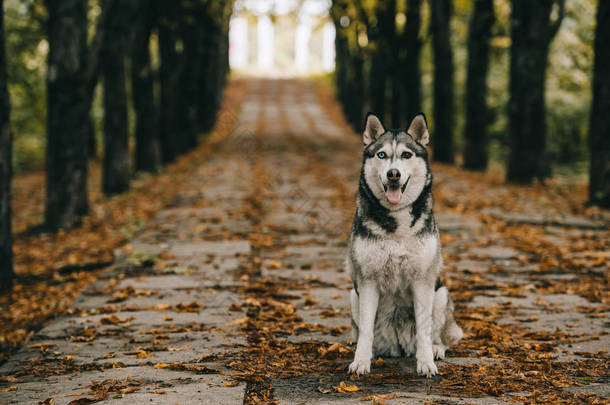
0 78 608 404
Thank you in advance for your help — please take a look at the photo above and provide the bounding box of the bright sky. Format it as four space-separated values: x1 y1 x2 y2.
230 0 335 73
235 0 331 16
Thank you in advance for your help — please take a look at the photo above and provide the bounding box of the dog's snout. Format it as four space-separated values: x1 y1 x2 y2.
387 169 401 181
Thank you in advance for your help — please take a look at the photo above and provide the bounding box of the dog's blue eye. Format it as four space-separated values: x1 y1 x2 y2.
377 152 387 159
401 151 413 159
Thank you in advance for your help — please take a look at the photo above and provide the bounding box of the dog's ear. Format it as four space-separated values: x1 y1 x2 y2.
407 113 430 147
363 113 385 146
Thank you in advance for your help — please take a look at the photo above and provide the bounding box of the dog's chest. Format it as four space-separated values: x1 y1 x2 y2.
352 230 438 291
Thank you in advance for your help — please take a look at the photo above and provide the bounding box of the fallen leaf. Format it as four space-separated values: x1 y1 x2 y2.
333 381 361 393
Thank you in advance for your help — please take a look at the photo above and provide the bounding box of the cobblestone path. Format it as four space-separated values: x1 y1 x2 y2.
1 78 608 404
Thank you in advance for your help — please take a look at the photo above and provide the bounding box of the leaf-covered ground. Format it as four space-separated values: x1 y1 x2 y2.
0 78 608 404
0 79 249 363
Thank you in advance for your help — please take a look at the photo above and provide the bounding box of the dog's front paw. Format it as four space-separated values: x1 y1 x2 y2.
416 358 438 378
348 357 371 375
432 344 446 360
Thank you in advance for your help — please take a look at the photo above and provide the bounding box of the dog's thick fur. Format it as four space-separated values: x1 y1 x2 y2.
347 113 463 377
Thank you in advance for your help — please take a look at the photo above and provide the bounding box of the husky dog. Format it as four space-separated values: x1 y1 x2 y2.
347 113 463 377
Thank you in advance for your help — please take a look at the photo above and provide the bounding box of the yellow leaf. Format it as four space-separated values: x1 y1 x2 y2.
223 381 240 387
0 386 17 393
333 381 361 393
134 350 151 358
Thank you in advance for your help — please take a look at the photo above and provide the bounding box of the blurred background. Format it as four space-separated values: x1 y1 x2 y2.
0 0 608 288
4 1 603 182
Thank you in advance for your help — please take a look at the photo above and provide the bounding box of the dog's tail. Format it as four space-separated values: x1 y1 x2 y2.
440 290 463 347
442 320 463 347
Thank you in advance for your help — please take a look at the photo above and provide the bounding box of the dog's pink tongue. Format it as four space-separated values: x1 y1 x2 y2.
385 188 402 205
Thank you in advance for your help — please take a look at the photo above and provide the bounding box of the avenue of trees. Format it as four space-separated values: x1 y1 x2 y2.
0 0 233 289
331 0 608 205
0 0 608 290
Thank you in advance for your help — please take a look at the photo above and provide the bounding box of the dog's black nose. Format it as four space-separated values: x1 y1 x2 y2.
387 169 401 181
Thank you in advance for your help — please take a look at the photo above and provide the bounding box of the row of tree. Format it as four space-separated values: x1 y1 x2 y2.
0 0 233 289
331 0 608 207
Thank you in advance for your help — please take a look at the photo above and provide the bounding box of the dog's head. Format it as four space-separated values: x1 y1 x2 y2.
361 113 431 210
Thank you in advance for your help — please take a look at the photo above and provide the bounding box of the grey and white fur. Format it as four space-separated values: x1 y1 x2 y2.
347 113 463 377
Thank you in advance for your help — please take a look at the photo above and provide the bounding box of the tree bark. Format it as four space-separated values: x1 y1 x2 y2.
84 1 114 160
430 0 455 164
197 7 223 133
0 0 13 289
182 2 205 146
403 0 423 124
45 0 89 230
130 0 161 173
368 0 395 120
159 1 191 162
463 0 494 171
382 0 400 128
507 0 565 183
347 52 365 130
331 4 347 109
158 2 180 163
589 0 610 207
101 0 130 195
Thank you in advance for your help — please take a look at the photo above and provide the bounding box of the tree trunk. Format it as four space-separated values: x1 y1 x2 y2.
158 2 182 163
84 1 113 160
430 0 455 164
331 0 365 131
383 0 400 128
507 0 565 183
45 0 89 230
463 0 494 171
348 53 365 130
87 118 97 158
131 0 161 173
330 2 350 123
101 0 130 195
368 0 395 120
198 10 223 133
403 0 423 123
0 0 13 289
589 0 610 207
159 1 197 161
182 2 205 146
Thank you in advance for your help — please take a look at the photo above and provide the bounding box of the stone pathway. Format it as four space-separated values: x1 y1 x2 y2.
1 78 608 404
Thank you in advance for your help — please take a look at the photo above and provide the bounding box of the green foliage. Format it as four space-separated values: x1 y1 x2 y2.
333 0 596 175
5 0 47 173
4 0 599 176
487 0 595 173
546 0 595 172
